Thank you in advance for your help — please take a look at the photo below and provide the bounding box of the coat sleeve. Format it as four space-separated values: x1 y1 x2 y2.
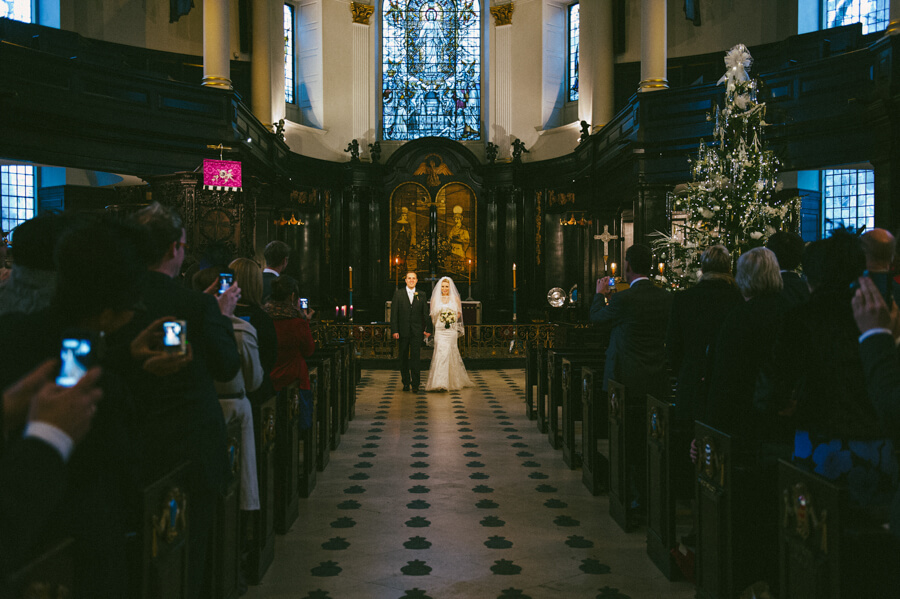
590 290 623 328
241 329 265 394
295 318 315 358
200 294 241 382
859 333 900 435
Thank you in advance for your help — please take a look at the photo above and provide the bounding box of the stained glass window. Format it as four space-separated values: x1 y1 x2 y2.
284 4 296 104
822 0 890 34
568 3 579 102
0 0 32 23
822 169 874 236
1 165 35 233
382 0 481 141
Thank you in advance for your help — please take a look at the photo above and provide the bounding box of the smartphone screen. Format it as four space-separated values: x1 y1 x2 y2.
57 337 92 387
608 277 616 288
162 320 187 354
300 298 309 310
218 273 233 295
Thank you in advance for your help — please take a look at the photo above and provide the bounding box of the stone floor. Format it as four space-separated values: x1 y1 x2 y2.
244 368 696 599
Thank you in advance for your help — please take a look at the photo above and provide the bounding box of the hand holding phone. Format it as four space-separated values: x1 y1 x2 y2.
162 320 188 354
218 273 234 295
299 298 309 310
56 335 97 387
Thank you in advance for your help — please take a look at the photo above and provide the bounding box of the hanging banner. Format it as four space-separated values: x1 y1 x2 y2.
203 159 242 191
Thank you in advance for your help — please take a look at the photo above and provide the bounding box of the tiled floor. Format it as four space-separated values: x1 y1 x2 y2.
244 369 696 599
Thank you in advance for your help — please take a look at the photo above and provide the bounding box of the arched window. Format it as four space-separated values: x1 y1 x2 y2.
382 0 481 141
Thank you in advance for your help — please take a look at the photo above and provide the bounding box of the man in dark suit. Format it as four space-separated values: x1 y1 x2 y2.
590 243 671 509
767 231 809 308
127 202 241 599
262 240 291 302
391 271 432 392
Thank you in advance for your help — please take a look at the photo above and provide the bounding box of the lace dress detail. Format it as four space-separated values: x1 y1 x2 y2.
425 297 473 391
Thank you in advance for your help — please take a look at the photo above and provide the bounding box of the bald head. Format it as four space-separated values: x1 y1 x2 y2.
860 228 895 271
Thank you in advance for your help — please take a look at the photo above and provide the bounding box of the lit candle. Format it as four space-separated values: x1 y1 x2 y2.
349 305 354 319
610 262 617 276
512 263 516 288
395 257 399 287
468 258 472 284
342 305 347 317
658 262 665 275
335 306 339 319
349 266 353 290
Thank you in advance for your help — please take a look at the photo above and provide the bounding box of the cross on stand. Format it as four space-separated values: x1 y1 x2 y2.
594 224 621 273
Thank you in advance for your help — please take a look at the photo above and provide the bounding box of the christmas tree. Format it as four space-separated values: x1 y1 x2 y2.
654 44 800 288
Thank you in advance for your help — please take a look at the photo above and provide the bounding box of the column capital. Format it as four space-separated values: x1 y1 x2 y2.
638 78 669 92
490 3 514 27
351 2 375 25
886 20 900 36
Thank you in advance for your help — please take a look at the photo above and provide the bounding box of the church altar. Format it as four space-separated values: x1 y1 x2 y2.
384 300 482 324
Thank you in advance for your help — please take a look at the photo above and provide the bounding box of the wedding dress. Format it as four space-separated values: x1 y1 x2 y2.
425 277 473 391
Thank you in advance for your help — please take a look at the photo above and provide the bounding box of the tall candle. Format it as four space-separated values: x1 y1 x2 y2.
512 263 517 288
335 306 339 319
349 266 353 290
395 257 399 287
468 259 472 284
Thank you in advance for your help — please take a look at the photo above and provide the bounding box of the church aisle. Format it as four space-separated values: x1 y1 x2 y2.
244 369 695 599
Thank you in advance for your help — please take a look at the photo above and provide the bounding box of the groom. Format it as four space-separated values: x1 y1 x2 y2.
391 271 432 392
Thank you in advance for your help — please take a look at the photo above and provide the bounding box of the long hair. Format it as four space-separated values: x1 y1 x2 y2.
230 258 263 307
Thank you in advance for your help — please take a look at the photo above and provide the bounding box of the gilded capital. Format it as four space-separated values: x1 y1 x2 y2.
351 2 375 25
490 3 514 27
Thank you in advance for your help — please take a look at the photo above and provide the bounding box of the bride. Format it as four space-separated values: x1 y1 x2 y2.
425 276 474 391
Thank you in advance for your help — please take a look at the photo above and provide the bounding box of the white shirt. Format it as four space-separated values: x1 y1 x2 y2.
262 268 280 277
630 276 649 287
24 421 74 462
406 287 416 303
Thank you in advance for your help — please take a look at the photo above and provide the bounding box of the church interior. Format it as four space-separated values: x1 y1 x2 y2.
2 0 900 597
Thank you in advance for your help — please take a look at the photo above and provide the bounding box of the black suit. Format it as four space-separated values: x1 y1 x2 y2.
120 270 240 599
391 286 432 388
262 271 278 303
780 270 810 309
590 278 671 507
666 277 743 421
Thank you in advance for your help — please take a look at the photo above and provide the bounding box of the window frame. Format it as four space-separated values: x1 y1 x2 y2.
1 164 37 234
284 3 297 106
378 0 485 142
567 2 579 104
820 0 891 34
821 168 875 236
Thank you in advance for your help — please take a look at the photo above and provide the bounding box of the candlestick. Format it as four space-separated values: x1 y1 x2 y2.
395 257 400 287
610 262 617 276
468 259 472 284
512 263 517 288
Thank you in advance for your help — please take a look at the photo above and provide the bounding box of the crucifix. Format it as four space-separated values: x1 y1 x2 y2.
594 225 621 273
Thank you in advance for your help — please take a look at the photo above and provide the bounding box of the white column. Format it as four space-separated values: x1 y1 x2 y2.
639 0 667 92
352 22 370 143
202 0 232 90
887 0 900 36
252 0 273 125
581 0 614 127
493 21 512 157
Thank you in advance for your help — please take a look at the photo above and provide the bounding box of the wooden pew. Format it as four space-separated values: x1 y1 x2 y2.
5 537 74 599
344 338 357 421
524 340 538 420
304 353 332 471
645 395 681 580
138 461 192 599
535 345 551 433
327 340 351 435
246 396 276 584
274 384 301 534
320 345 343 451
607 379 640 531
546 348 585 449
580 365 608 495
560 354 604 468
299 368 319 498
778 459 898 599
207 417 242 599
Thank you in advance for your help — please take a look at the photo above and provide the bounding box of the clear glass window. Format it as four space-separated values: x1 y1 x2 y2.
568 3 579 103
0 0 33 23
822 169 875 235
822 0 890 34
1 165 36 233
284 4 296 104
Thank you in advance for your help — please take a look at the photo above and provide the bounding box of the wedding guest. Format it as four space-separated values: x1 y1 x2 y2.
262 241 291 302
264 275 315 394
230 258 277 405
767 231 809 308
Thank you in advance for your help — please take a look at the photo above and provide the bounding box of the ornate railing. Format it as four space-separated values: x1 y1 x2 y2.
313 323 558 360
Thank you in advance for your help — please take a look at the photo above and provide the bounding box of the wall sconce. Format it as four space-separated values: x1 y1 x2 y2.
559 211 591 227
274 213 306 226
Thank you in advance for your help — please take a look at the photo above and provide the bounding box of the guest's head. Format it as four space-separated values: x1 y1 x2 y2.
860 228 895 272
264 240 291 273
700 244 732 275
766 231 805 271
53 218 147 333
191 266 229 293
270 275 300 304
8 212 74 271
624 244 652 281
802 228 866 294
230 258 263 307
735 247 783 300
129 202 186 277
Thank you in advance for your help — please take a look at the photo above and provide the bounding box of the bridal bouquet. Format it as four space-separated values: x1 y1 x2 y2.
439 308 457 329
